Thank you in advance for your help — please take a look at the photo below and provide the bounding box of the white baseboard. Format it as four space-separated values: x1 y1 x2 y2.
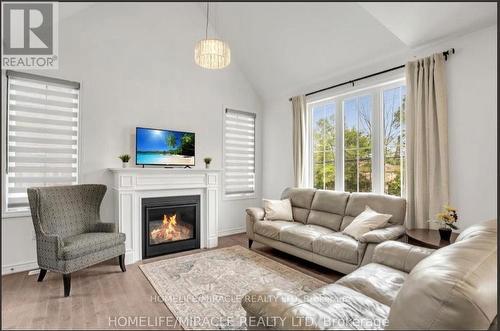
3 229 246 274
218 227 246 237
2 261 38 275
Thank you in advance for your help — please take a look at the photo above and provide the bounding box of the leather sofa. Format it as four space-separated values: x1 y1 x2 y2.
246 188 407 274
242 220 497 330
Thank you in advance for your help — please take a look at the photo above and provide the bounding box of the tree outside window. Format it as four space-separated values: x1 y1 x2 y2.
310 81 406 197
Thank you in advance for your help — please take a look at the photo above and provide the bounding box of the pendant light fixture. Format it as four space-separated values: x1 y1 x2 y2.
194 2 231 69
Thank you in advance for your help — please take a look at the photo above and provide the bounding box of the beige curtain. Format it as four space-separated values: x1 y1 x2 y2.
405 53 449 229
291 95 307 187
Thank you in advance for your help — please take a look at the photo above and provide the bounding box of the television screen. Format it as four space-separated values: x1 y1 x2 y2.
136 127 195 166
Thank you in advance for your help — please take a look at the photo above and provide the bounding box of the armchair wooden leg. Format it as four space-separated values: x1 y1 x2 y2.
248 239 253 249
37 269 47 282
119 254 126 272
63 274 71 297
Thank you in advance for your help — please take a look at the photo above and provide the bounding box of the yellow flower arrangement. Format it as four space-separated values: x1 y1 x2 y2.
430 205 459 230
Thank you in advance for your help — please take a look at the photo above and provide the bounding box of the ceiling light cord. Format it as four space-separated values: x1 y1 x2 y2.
205 2 209 40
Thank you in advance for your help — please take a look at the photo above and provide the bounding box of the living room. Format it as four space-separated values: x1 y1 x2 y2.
1 2 497 330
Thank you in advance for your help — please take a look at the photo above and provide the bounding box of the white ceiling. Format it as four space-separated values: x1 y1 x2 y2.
359 2 497 47
208 2 496 101
61 2 497 101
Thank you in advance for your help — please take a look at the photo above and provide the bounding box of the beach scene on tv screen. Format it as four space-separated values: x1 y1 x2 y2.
136 128 195 165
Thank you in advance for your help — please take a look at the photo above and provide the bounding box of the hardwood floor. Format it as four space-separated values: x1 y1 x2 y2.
2 233 343 329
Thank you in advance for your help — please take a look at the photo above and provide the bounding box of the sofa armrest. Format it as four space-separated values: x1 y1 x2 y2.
372 240 435 273
358 224 406 244
245 207 265 241
92 222 117 233
246 207 265 221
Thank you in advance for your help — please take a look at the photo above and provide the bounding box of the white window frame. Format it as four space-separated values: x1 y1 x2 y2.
307 76 405 195
2 71 81 218
222 107 256 201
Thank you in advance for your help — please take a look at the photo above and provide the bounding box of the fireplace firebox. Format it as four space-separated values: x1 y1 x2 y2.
142 195 200 259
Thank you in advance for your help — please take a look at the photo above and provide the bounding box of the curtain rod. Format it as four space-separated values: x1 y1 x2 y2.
289 48 455 101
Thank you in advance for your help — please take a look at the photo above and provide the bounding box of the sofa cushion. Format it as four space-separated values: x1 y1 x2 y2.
336 263 408 306
310 190 349 215
299 283 390 328
280 224 334 251
281 188 316 223
312 232 359 264
253 220 299 240
342 206 392 240
263 199 293 221
306 190 349 231
62 232 125 260
307 210 344 232
341 193 406 230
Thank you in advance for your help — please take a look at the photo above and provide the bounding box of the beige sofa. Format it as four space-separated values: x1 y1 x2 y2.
242 219 497 330
246 188 407 274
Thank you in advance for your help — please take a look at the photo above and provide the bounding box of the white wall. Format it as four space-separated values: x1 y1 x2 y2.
1 3 263 274
263 26 497 230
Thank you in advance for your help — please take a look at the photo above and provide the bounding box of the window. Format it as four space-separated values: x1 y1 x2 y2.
5 71 80 213
344 95 373 192
312 102 335 190
223 108 256 199
383 86 406 196
309 78 406 196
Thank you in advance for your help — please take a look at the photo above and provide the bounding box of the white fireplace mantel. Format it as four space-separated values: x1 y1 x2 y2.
109 167 221 264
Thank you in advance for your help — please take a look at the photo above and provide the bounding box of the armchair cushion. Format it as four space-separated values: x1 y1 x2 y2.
372 241 434 273
91 222 117 233
358 225 406 243
62 232 126 260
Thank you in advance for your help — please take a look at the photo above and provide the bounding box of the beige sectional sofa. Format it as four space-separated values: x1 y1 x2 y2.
246 188 407 274
241 220 497 330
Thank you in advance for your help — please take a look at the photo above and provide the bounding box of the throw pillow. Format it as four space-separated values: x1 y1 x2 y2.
263 199 293 221
343 206 392 240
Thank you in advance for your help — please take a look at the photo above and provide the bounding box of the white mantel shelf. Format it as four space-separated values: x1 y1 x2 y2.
108 167 220 265
109 167 222 173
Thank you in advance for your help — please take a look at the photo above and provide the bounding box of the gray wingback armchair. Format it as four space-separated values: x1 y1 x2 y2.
28 184 126 297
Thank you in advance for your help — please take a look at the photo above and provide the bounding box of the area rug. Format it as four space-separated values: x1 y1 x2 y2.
139 245 326 330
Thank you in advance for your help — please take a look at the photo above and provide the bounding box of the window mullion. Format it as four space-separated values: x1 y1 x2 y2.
336 98 344 191
373 90 383 194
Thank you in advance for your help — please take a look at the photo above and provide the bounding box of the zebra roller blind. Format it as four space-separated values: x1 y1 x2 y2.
223 108 256 198
6 71 80 212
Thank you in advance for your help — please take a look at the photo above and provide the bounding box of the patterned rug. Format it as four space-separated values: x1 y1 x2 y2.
139 245 326 329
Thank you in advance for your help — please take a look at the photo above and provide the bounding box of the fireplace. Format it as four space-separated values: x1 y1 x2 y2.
142 195 200 259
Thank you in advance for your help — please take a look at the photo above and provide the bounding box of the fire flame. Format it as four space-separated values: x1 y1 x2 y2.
150 213 192 245
150 214 178 241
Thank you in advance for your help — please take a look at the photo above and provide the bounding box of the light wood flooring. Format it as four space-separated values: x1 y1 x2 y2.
2 233 343 329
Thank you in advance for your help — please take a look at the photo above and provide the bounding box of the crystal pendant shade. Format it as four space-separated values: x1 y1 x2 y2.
194 39 231 69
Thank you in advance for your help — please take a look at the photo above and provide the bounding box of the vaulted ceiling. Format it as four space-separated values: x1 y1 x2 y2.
208 2 496 101
61 2 497 101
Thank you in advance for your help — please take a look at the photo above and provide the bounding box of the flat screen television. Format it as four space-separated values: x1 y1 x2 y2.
136 127 195 167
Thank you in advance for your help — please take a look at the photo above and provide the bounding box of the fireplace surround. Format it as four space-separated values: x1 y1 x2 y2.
142 195 200 258
109 168 220 265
